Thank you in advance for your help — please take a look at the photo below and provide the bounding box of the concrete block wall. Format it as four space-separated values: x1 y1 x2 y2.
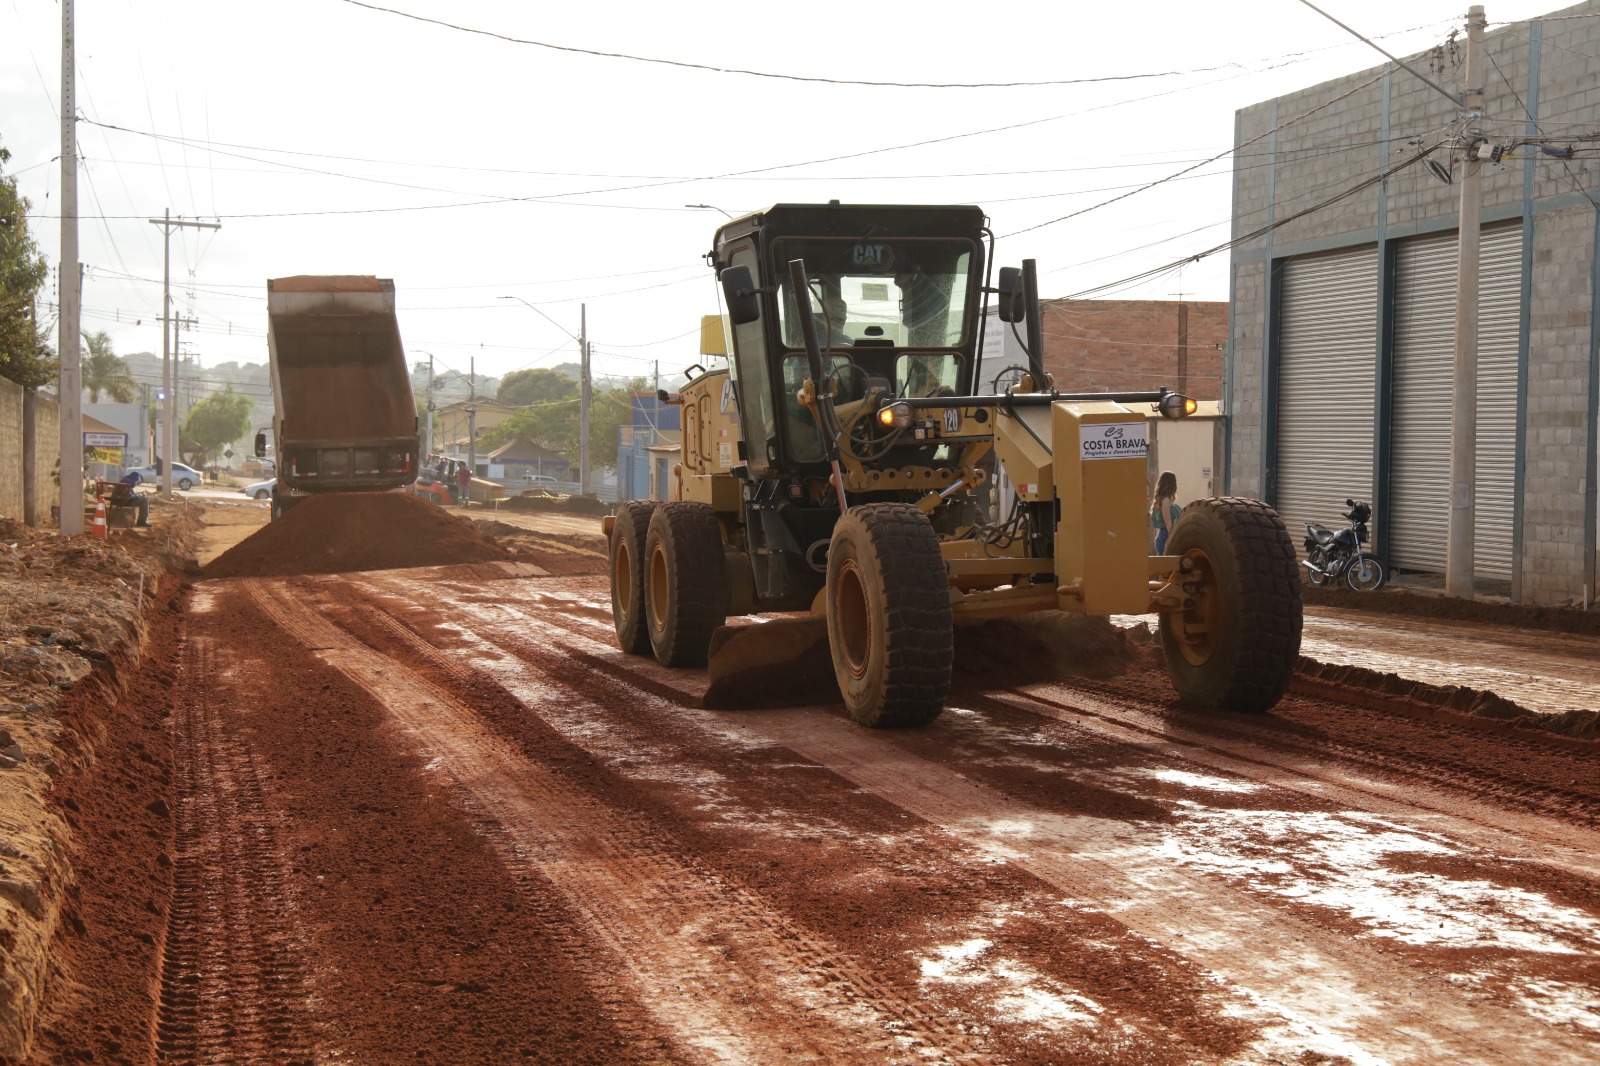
1229 0 1600 603
0 378 21 522
28 393 59 525
1039 300 1227 398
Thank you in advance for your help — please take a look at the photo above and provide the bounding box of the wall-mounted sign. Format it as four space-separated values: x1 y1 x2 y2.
83 431 128 448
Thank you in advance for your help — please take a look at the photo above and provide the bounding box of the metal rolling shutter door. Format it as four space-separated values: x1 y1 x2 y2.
1388 225 1520 578
1276 246 1379 547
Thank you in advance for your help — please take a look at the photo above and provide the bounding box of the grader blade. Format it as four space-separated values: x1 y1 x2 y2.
701 617 836 710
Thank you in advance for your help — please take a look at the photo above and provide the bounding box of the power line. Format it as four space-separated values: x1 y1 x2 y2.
335 0 1262 90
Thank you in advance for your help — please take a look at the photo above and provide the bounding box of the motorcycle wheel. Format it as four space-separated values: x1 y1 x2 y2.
1346 556 1386 592
1306 548 1331 587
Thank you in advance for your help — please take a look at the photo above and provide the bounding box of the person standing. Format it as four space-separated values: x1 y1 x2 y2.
456 460 473 508
1151 470 1179 554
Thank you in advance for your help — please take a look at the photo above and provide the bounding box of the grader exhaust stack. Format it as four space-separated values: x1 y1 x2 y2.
604 203 1301 727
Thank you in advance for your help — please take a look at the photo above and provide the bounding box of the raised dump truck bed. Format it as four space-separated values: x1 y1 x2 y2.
266 276 418 498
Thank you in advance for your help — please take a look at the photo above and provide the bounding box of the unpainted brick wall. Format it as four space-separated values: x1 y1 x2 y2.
1039 300 1227 398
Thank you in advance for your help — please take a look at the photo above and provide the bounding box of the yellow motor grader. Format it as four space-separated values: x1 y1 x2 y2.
603 203 1302 727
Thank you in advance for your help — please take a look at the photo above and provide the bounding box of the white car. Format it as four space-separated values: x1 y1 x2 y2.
241 478 275 501
127 462 203 492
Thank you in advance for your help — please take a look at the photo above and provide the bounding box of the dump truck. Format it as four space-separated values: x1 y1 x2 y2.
603 203 1302 727
256 276 419 518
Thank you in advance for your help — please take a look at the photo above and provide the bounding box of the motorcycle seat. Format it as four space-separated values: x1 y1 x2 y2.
1306 523 1337 545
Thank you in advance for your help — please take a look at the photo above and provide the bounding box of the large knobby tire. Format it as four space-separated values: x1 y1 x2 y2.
1159 497 1302 713
645 502 729 667
825 503 953 728
610 500 659 655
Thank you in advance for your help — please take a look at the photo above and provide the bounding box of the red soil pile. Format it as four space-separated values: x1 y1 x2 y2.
203 492 511 579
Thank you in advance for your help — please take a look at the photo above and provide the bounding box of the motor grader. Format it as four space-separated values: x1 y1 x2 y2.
603 202 1302 727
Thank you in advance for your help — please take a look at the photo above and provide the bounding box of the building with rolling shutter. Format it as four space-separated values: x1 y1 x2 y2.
1228 0 1600 605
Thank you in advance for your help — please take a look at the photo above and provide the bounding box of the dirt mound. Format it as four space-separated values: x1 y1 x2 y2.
1295 657 1600 741
1302 583 1600 637
203 492 511 579
503 493 613 517
470 520 608 576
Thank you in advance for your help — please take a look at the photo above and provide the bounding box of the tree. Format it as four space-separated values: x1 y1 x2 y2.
82 330 136 402
182 387 252 466
480 377 643 471
497 368 576 408
0 137 54 389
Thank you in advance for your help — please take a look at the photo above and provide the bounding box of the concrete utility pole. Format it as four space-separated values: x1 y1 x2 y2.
1446 4 1487 600
580 304 591 495
467 356 477 476
424 354 435 461
58 0 82 533
148 211 219 499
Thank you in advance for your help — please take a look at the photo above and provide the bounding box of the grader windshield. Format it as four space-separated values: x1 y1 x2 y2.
773 238 974 351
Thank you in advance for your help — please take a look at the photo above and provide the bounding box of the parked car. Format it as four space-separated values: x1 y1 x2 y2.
126 462 203 492
241 478 275 501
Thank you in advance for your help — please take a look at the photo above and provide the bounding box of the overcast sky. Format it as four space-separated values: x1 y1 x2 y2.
1 0 1564 389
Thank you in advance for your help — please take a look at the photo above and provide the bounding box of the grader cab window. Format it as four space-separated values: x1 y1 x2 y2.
774 239 973 351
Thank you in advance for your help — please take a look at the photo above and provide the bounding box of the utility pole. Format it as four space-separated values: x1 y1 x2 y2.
580 304 591 495
424 354 435 461
1446 4 1486 600
148 211 219 498
467 356 477 476
58 0 82 533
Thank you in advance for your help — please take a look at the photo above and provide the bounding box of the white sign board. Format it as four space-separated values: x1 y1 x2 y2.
1079 421 1148 461
83 431 128 448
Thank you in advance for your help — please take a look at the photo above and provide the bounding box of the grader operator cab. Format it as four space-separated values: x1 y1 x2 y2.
604 202 1302 727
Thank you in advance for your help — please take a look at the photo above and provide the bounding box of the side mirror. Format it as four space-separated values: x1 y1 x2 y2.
1346 498 1356 507
254 431 267 458
996 266 1023 322
720 265 761 325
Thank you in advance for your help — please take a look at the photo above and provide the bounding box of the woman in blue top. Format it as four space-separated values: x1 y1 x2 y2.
1151 470 1179 554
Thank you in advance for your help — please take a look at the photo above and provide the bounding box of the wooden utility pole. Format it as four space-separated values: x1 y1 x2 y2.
1446 4 1486 599
58 0 82 533
467 356 477 476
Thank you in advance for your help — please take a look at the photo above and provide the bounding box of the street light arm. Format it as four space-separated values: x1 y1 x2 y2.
498 295 582 344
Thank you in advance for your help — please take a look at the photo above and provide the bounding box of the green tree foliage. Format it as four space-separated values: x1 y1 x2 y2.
0 138 54 388
82 330 136 402
497 367 576 407
481 377 644 470
182 386 253 465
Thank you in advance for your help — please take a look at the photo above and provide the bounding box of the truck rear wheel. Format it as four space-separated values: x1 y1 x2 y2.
645 502 728 667
826 503 952 728
1159 497 1302 713
610 500 659 655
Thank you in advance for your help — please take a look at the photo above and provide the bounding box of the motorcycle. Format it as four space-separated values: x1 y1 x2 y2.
1303 500 1386 591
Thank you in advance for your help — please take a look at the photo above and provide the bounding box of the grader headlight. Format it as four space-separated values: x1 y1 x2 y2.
1158 392 1198 419
878 401 914 430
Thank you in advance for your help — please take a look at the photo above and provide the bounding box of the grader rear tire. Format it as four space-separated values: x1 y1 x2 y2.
825 504 952 728
645 502 728 667
1159 497 1302 713
610 500 659 655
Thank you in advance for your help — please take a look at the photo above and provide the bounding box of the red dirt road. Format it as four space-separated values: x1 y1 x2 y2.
40 559 1600 1065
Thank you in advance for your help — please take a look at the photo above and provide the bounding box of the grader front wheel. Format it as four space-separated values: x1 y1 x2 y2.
1159 497 1302 713
825 504 953 728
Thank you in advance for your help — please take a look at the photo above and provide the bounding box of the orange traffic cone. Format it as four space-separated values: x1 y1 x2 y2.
91 496 109 541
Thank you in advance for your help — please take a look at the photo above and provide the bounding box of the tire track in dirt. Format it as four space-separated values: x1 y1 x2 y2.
343 574 1279 1062
158 588 321 1064
419 581 1600 1066
246 577 995 1066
